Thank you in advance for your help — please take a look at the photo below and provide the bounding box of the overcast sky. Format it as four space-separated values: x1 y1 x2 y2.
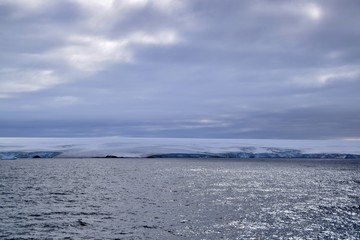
0 0 359 139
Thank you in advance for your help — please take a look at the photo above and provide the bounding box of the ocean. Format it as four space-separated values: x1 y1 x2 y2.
1 158 359 239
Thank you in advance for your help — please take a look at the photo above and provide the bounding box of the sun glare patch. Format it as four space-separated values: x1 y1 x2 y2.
304 3 322 20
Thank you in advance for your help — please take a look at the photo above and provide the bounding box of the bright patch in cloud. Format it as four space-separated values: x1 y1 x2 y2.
74 0 182 12
0 69 61 95
190 119 229 127
1 0 48 10
294 66 360 86
41 30 179 72
129 31 179 45
317 70 359 85
44 35 131 72
2 0 184 94
72 0 184 31
53 96 80 106
341 138 360 141
304 3 322 20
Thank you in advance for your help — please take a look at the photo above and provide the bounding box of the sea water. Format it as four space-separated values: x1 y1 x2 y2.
0 158 359 239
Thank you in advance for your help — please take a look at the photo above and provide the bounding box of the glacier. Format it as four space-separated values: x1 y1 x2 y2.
1 137 360 160
0 151 61 160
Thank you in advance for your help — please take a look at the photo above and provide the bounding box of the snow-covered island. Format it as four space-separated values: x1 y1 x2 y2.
1 137 360 160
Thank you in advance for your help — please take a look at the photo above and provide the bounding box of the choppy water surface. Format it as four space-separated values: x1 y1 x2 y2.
1 158 359 239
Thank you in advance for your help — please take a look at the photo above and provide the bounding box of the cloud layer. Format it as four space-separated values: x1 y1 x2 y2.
1 0 360 139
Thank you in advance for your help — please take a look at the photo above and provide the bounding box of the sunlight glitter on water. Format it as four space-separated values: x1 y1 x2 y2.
0 158 359 239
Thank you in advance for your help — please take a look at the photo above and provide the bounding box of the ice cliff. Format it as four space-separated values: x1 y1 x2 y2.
1 137 360 160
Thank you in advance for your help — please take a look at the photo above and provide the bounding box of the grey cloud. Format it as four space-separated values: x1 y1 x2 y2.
1 0 360 139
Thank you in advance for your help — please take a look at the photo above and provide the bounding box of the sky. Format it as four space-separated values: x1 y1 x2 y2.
0 0 360 139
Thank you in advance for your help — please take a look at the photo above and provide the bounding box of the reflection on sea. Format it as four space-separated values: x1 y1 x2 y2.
0 158 359 239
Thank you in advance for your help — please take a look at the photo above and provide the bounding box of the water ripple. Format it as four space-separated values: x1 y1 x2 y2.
0 158 359 239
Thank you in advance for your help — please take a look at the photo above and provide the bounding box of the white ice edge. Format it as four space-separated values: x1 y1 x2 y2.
1 137 360 158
